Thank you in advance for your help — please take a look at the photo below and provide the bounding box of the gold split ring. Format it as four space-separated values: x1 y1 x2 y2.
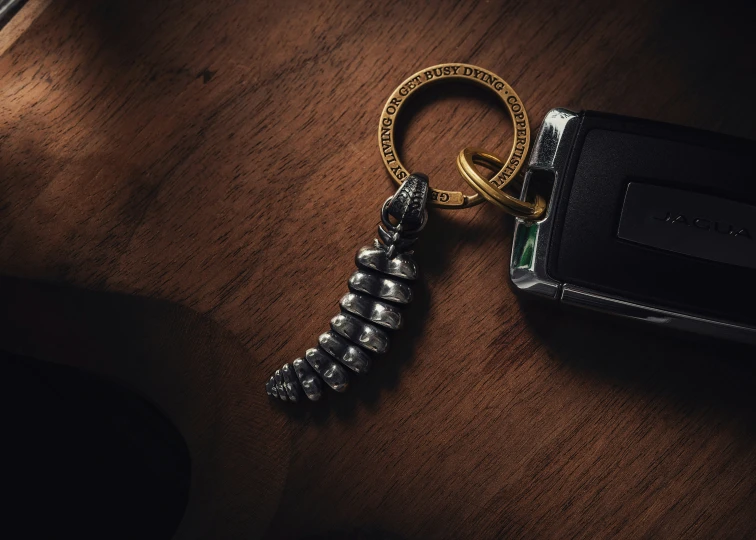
379 63 531 209
456 147 546 220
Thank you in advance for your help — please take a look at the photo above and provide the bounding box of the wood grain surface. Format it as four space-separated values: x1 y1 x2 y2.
2 0 756 538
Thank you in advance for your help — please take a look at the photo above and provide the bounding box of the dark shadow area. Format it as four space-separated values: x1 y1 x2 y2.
0 349 190 539
300 528 406 540
518 294 756 434
0 275 290 539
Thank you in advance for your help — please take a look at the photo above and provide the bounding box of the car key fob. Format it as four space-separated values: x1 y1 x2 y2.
511 109 756 344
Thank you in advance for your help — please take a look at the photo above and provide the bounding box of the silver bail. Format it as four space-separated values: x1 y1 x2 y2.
385 173 429 233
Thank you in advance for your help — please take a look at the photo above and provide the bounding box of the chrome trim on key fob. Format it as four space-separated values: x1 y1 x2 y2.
510 109 580 299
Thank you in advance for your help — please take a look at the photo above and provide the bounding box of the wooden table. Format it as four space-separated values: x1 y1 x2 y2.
2 0 756 538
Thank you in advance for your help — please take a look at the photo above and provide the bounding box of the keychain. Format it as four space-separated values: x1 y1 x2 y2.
265 173 430 403
267 63 756 403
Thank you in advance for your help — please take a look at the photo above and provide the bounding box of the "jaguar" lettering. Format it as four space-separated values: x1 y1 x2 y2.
652 211 752 239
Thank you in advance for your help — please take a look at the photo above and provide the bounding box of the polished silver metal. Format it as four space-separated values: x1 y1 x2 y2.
292 358 322 401
348 270 413 304
318 332 371 374
305 348 349 392
266 173 429 403
356 246 418 280
265 376 278 399
281 363 301 402
510 108 756 344
274 369 287 402
340 292 403 329
331 312 390 354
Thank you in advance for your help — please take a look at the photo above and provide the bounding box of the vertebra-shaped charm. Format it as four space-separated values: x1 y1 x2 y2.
266 173 429 403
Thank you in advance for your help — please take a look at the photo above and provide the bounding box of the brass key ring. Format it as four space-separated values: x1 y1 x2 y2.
379 63 531 209
457 147 546 220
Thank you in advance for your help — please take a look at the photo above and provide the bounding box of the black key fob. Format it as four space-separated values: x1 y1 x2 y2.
511 109 756 344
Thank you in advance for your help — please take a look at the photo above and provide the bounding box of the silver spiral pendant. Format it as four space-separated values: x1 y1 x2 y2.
266 173 429 403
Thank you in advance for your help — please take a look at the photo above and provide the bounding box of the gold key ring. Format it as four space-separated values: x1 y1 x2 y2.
456 147 546 220
379 63 531 209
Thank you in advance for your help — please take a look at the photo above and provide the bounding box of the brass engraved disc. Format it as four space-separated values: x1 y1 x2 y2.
378 63 531 209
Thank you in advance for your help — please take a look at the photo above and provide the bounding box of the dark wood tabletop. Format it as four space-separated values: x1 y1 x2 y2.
2 0 756 538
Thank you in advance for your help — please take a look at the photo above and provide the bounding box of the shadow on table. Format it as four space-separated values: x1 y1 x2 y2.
519 294 756 434
0 348 190 540
0 275 289 540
